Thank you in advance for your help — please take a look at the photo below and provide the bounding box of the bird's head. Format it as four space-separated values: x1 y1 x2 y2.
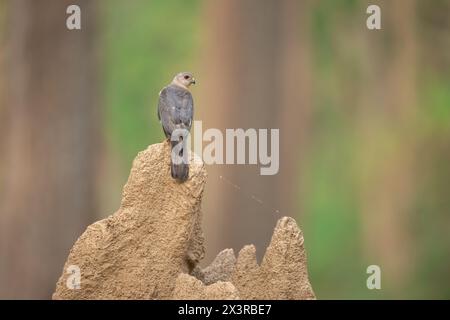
172 72 196 89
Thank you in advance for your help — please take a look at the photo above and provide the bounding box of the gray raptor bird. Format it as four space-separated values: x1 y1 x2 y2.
158 72 195 182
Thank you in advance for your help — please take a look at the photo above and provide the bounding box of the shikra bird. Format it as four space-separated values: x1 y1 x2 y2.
157 72 196 182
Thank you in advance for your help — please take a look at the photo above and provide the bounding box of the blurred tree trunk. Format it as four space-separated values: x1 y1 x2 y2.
199 0 312 262
0 0 100 298
358 0 417 291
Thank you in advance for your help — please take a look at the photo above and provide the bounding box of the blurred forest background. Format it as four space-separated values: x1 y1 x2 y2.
0 0 449 299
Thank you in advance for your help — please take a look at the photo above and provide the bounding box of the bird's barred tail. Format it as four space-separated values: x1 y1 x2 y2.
170 139 189 182
171 162 189 182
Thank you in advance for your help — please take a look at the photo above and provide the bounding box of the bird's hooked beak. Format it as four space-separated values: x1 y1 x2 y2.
191 78 196 85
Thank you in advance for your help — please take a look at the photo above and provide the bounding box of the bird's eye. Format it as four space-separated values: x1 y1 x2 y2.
184 75 190 80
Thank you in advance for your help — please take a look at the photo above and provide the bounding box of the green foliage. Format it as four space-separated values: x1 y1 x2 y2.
422 79 450 131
